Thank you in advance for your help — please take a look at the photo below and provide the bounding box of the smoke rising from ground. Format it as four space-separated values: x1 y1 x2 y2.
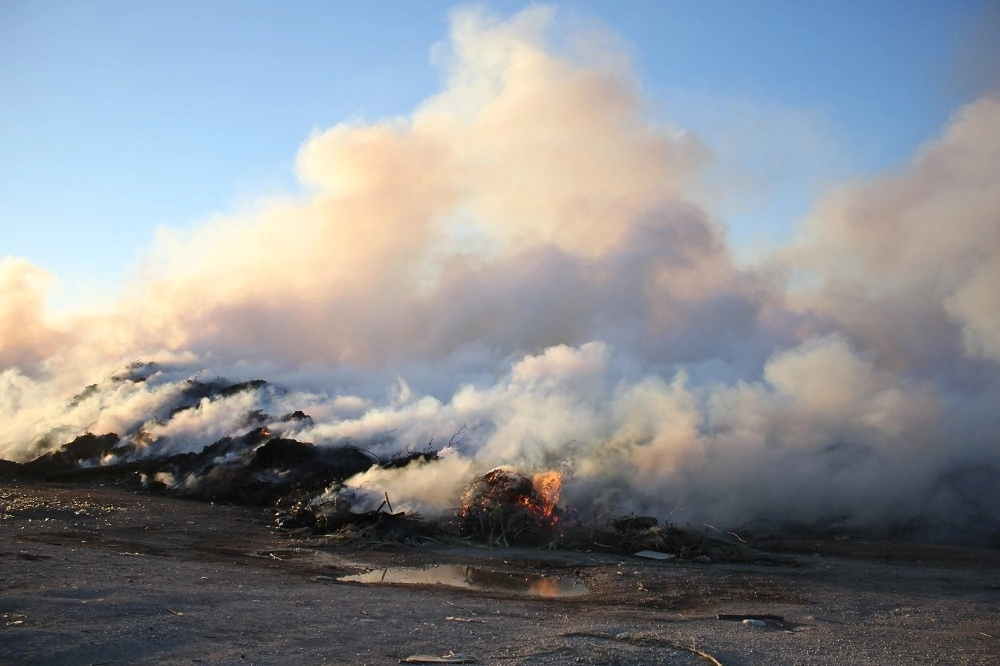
2 6 999 539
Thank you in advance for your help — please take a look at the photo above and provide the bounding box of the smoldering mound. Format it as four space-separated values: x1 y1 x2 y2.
2 7 999 544
3 350 999 546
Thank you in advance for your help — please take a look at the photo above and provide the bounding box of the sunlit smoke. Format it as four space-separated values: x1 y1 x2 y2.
1 6 999 540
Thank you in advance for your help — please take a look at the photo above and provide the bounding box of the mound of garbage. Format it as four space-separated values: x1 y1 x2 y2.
0 364 793 560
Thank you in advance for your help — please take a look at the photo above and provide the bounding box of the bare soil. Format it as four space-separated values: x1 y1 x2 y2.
2 480 999 665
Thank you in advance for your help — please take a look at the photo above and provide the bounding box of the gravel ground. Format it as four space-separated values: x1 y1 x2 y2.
2 480 999 665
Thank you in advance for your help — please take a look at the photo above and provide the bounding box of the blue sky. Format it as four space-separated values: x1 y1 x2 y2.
2 0 997 304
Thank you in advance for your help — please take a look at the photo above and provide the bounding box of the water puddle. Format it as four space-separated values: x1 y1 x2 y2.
339 564 589 597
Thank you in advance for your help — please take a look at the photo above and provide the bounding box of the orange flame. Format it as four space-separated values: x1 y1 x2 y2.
513 470 563 528
532 470 562 519
458 468 564 543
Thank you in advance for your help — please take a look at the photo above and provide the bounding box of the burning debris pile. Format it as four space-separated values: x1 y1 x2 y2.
0 366 656 552
7 358 995 553
275 494 448 546
1 426 721 555
2 425 788 559
4 424 458 545
457 469 565 546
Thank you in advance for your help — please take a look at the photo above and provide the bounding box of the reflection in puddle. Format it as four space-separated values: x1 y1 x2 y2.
339 564 589 597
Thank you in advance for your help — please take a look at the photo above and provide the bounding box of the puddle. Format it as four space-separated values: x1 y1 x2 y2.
339 564 589 597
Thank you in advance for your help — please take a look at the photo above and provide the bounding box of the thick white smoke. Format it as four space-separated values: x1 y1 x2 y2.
1 6 998 538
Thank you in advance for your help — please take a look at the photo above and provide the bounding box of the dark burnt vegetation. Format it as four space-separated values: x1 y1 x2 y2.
20 433 122 476
0 368 791 560
10 427 419 506
4 427 783 560
164 378 271 421
3 429 787 560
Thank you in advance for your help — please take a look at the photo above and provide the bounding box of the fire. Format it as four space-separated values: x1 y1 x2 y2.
529 470 562 521
457 467 565 545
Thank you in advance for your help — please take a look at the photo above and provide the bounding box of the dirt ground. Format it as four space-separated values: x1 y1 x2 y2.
2 480 999 665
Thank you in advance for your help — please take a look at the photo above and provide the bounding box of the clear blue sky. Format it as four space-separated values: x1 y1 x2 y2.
2 0 997 302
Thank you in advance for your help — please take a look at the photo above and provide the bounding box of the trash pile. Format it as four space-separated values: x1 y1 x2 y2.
4 426 788 560
0 364 789 559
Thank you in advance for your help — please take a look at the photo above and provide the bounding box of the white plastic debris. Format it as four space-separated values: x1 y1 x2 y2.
401 654 477 664
633 550 676 560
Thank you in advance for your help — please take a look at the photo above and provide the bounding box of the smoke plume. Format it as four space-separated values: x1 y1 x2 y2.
2 6 999 540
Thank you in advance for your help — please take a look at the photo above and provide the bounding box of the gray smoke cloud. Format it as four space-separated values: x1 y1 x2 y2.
1 6 998 539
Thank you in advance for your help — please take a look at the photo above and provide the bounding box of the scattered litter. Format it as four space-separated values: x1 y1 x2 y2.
400 653 477 664
717 613 785 623
633 550 676 560
445 616 487 623
166 608 184 616
719 612 785 630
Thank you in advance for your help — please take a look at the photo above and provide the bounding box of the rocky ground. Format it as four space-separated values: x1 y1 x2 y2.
2 480 999 665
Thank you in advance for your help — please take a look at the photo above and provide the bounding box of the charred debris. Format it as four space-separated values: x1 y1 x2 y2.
0 366 779 561
2 427 775 560
8 419 454 547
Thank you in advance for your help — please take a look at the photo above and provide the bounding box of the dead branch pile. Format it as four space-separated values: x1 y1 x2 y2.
456 468 561 546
